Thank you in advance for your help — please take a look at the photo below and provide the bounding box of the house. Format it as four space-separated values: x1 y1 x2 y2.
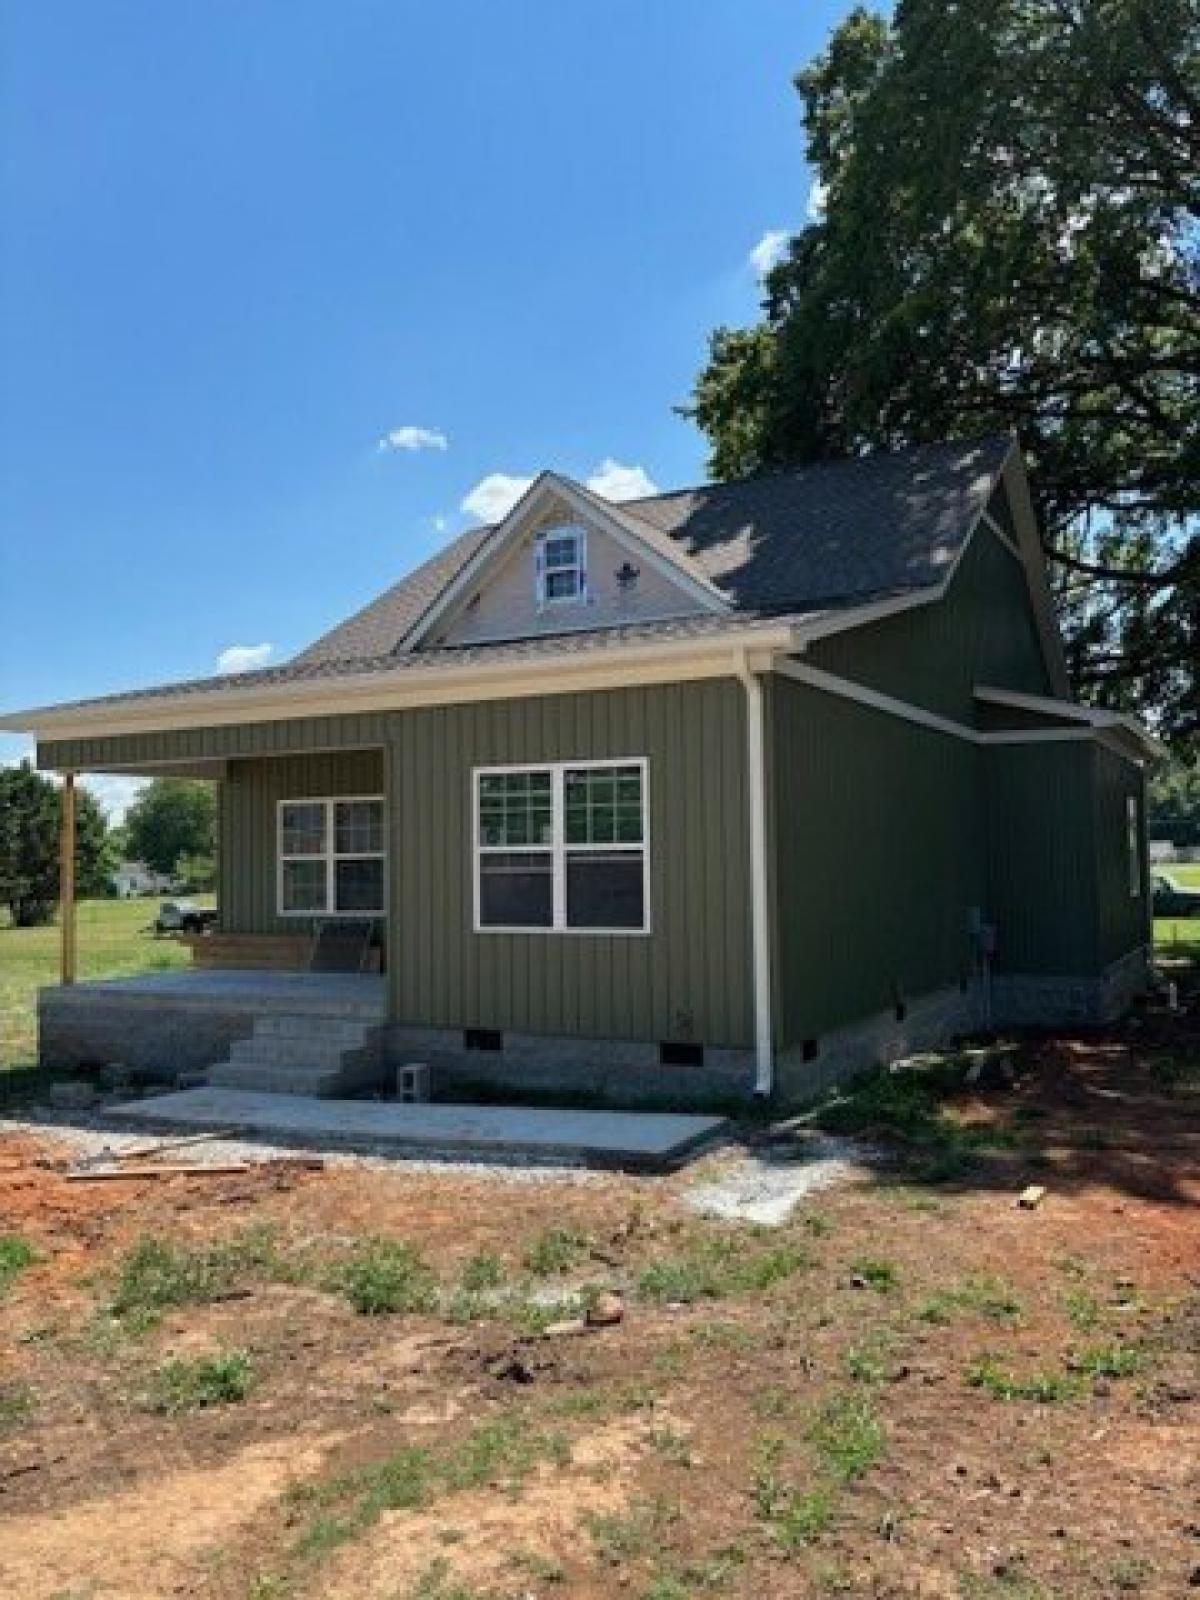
1 436 1160 1105
110 861 174 899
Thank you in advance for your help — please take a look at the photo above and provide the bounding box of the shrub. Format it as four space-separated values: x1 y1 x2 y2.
0 1236 37 1296
146 1350 253 1414
339 1238 437 1315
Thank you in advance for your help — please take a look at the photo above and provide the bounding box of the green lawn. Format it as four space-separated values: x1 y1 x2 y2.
1153 862 1200 965
0 898 209 1070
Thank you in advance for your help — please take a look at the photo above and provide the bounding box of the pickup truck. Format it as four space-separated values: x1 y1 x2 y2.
155 900 219 935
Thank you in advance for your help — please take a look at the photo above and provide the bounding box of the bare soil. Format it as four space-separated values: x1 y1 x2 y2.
0 1006 1196 1600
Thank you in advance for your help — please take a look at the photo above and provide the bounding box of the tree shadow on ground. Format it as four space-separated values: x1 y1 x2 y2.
769 997 1200 1210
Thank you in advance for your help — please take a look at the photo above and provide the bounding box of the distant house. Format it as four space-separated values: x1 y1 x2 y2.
110 861 173 898
3 436 1160 1103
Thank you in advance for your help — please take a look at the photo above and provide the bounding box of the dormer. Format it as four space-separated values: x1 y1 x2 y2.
402 472 729 652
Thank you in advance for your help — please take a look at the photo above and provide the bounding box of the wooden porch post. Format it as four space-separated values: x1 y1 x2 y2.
60 772 77 986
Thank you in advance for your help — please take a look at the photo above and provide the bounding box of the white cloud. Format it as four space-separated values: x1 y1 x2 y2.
586 459 659 501
377 425 448 453
461 472 535 523
83 773 147 823
749 228 789 278
807 179 828 221
217 642 274 674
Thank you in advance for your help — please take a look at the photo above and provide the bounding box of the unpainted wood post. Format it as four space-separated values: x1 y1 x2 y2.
60 772 77 985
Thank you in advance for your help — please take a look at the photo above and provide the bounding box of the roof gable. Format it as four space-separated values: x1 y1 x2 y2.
400 472 730 652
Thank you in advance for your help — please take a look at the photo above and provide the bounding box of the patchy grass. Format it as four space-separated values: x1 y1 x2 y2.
1061 1287 1102 1330
965 1356 1080 1405
636 1233 810 1305
523 1225 590 1277
1071 1342 1142 1380
458 1250 505 1291
918 1274 1024 1325
0 1380 37 1431
109 1226 294 1322
0 1234 38 1295
143 1349 254 1415
337 1237 438 1316
0 896 211 1070
287 1413 570 1573
809 1058 1026 1181
807 1392 886 1483
849 1255 899 1293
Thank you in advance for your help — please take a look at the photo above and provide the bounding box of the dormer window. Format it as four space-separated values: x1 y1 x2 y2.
537 526 586 607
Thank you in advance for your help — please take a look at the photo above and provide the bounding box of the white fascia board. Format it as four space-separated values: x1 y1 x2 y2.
779 659 1153 768
10 624 801 745
975 685 1166 759
998 449 1072 698
400 472 728 653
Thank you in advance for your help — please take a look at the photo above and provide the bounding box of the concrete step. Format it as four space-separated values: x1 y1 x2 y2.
208 1062 345 1097
227 1036 356 1072
209 1011 386 1098
253 1015 381 1045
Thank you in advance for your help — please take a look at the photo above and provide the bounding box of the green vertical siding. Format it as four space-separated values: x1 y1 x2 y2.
388 681 753 1046
984 743 1099 974
219 748 385 934
38 711 395 772
1092 745 1150 966
810 525 1052 722
769 677 985 1046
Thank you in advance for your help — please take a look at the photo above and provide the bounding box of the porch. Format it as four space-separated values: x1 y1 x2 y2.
39 969 387 1082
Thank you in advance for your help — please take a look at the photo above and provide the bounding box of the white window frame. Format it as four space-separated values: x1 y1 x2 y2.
276 794 387 918
537 526 586 607
473 757 650 936
1127 793 1142 899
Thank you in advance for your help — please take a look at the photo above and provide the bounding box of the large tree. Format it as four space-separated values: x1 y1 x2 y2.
0 763 113 927
124 778 217 878
690 0 1198 741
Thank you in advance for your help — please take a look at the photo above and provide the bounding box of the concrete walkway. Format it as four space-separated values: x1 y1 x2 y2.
107 1087 727 1170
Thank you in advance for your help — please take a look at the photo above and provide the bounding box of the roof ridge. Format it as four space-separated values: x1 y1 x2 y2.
619 431 1015 511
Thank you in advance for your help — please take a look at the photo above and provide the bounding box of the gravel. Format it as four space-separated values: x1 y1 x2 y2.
0 1103 605 1185
684 1134 877 1226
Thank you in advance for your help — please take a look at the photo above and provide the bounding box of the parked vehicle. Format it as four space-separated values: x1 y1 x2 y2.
1151 874 1200 918
155 900 219 935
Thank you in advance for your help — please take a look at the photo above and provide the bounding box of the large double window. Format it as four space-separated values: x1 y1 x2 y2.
474 760 649 933
278 796 385 916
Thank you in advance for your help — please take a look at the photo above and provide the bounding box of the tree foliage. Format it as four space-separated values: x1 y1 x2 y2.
690 0 1198 741
124 778 217 878
0 763 113 927
1149 750 1200 844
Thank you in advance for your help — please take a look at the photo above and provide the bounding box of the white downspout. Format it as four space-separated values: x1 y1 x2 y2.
736 652 774 1097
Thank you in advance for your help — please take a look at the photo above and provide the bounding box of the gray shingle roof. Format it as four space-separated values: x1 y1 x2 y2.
621 434 1012 612
293 522 493 666
289 434 1011 670
13 435 1012 721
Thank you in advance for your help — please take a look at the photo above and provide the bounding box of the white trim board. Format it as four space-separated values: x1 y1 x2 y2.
14 627 795 744
776 659 1151 764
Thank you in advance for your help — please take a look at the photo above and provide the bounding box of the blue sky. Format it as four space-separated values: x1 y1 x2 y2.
1 0 843 810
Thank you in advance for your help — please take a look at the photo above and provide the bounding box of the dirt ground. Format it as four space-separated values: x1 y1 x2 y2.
0 1006 1197 1600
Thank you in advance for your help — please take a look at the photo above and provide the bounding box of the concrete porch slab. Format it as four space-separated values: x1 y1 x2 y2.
105 1087 728 1171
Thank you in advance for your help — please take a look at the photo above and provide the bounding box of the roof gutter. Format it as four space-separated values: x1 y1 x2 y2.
735 648 775 1099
